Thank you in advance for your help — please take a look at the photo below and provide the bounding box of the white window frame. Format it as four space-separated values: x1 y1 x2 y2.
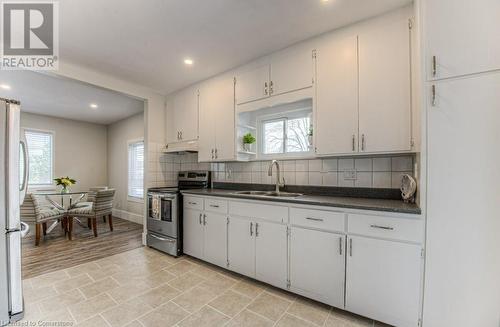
127 139 144 202
24 128 56 190
257 109 313 160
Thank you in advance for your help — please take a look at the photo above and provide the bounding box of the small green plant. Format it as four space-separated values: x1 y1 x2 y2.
308 127 313 136
243 133 256 144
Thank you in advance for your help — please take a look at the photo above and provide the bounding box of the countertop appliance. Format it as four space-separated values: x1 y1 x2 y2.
1 98 29 326
146 171 210 257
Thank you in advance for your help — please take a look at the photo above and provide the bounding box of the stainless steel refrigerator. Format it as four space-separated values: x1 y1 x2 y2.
0 98 29 326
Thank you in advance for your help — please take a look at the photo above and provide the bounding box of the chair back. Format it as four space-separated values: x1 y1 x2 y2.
20 194 36 224
87 186 108 202
92 189 115 216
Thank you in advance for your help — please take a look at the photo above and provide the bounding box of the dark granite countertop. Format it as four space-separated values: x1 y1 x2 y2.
181 188 421 215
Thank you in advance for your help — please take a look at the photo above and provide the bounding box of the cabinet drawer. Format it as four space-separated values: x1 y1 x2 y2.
229 201 288 224
348 213 423 243
290 208 345 232
204 198 228 213
184 196 203 211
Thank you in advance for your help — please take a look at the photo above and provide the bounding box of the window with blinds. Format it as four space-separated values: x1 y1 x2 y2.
128 140 144 199
25 130 54 185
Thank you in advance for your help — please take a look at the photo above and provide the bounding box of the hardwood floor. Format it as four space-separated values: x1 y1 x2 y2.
22 217 143 279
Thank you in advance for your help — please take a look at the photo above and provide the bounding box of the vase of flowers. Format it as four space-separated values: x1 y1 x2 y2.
54 177 77 194
242 133 256 152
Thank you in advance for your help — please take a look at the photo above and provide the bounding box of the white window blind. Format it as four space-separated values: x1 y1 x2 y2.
128 141 144 198
25 130 54 185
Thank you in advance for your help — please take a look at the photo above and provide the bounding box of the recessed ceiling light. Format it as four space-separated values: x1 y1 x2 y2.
0 84 11 90
184 58 194 66
90 103 98 109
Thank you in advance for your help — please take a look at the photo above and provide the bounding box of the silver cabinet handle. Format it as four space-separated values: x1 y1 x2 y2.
214 148 218 159
199 213 202 225
349 238 353 257
339 237 343 255
20 222 30 238
150 234 176 243
209 204 219 208
352 135 356 152
370 224 394 231
255 223 259 237
306 217 324 222
211 149 214 160
432 55 437 77
250 222 253 236
431 84 436 106
188 201 198 205
264 82 268 96
269 81 274 95
361 134 366 151
203 214 207 226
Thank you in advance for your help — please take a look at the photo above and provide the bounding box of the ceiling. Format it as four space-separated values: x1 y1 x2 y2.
60 0 412 94
0 71 144 125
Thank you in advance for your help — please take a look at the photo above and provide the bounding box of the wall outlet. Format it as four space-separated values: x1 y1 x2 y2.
343 169 357 180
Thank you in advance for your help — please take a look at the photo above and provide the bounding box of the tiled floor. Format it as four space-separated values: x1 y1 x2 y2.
18 247 388 327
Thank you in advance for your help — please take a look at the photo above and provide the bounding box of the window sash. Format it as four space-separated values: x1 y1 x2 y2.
25 130 54 186
261 115 311 156
128 141 144 199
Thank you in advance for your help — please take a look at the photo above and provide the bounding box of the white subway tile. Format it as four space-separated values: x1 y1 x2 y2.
391 156 413 172
322 159 338 172
322 172 338 186
295 160 309 172
283 160 296 172
373 172 392 188
308 172 322 186
295 172 308 185
338 158 354 170
283 171 296 185
373 157 391 172
355 158 372 172
308 159 322 172
251 171 262 184
338 178 355 187
355 172 373 188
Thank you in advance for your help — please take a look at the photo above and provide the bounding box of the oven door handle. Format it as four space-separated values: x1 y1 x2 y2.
149 234 176 243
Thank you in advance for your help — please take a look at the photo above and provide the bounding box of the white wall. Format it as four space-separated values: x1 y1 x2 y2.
21 112 108 192
107 112 144 220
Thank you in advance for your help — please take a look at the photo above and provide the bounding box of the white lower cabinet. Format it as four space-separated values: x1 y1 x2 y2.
289 227 345 308
227 215 255 277
346 236 422 327
183 208 204 259
203 212 228 267
255 221 287 289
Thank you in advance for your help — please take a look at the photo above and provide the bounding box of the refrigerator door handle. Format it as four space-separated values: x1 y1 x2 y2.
19 139 28 206
20 222 29 238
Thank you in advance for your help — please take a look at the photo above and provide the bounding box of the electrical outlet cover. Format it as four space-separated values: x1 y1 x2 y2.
343 169 357 180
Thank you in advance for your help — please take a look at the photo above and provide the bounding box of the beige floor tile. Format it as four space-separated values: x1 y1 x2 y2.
168 272 206 291
226 309 274 327
200 273 237 296
30 270 70 289
326 308 373 327
275 313 316 327
23 285 58 304
66 262 102 278
189 263 221 280
101 297 154 327
68 292 117 323
246 292 291 322
124 320 144 327
165 260 197 276
178 306 229 327
208 290 251 317
78 276 120 298
139 301 190 327
107 280 152 303
172 285 219 313
286 298 330 326
53 273 94 294
87 263 122 281
142 269 177 288
264 285 297 302
231 279 265 299
37 307 75 325
135 284 181 308
38 289 86 315
75 314 110 327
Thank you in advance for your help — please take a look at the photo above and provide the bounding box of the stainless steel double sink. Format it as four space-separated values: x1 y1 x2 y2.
232 190 303 198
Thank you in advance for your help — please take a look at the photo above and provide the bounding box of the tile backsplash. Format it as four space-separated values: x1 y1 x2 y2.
147 142 415 189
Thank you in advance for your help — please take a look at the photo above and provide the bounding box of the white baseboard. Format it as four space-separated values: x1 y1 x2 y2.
112 208 144 225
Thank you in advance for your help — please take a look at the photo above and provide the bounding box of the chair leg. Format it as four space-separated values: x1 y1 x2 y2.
68 217 73 241
87 218 91 228
35 224 41 246
92 218 98 237
108 214 113 231
103 216 106 223
42 222 47 236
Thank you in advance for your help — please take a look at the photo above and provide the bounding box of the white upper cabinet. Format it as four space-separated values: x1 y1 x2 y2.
235 64 270 105
358 16 412 153
166 85 199 143
270 48 314 96
425 0 500 80
315 35 359 155
199 75 235 162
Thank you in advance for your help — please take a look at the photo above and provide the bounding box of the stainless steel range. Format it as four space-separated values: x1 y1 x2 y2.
146 171 210 257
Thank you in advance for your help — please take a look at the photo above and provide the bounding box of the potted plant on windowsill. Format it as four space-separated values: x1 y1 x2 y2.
242 133 256 152
54 177 77 194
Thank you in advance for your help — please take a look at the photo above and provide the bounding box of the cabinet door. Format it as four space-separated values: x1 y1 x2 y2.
165 96 177 144
290 228 345 308
358 17 411 153
228 216 255 278
213 76 235 161
183 208 204 259
255 221 287 289
271 48 313 96
198 83 216 162
425 0 500 80
346 236 421 327
315 35 359 155
174 86 199 141
235 65 270 105
203 212 227 268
